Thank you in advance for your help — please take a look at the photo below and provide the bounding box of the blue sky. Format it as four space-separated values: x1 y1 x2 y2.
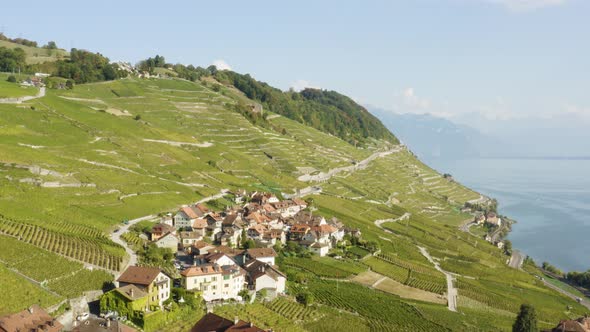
1 0 589 121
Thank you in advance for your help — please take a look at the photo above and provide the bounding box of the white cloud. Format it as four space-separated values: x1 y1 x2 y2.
290 79 320 92
393 88 431 113
484 0 567 12
211 59 232 71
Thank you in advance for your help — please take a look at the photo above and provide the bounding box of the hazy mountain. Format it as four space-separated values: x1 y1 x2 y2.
368 106 503 161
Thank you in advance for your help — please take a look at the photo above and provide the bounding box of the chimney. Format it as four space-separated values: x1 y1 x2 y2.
106 319 111 328
234 317 239 325
28 306 34 314
130 288 134 297
249 322 253 328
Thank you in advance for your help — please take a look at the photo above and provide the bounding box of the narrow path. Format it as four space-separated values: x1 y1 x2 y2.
374 212 411 231
372 276 387 288
0 87 45 104
418 246 457 312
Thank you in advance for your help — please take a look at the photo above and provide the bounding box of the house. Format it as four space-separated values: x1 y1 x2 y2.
244 260 286 294
154 232 178 251
101 284 149 314
245 248 277 266
151 223 175 241
217 228 240 247
0 305 63 332
116 266 171 307
191 313 267 332
72 315 137 332
248 224 267 240
194 252 237 267
180 231 203 247
474 213 486 225
175 206 200 230
261 229 286 245
310 242 330 257
160 213 174 227
289 224 310 241
191 241 217 255
181 264 246 301
544 317 590 332
485 212 502 226
192 218 208 235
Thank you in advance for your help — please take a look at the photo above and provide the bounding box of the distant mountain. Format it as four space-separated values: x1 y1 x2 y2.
368 107 502 161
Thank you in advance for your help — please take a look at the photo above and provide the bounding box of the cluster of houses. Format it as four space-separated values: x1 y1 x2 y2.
150 191 358 258
474 211 502 227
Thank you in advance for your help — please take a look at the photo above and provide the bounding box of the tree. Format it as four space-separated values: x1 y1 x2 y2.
65 79 75 90
296 291 314 306
512 304 537 332
6 75 16 83
45 41 58 49
240 229 248 248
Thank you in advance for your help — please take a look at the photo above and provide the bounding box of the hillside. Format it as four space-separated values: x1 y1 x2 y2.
0 75 586 331
0 39 68 64
213 70 398 146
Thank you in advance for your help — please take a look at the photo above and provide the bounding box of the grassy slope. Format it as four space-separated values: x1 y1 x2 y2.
0 74 39 98
0 40 68 64
0 76 585 329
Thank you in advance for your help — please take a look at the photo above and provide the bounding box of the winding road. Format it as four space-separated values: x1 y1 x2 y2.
0 87 46 104
418 246 457 312
374 212 411 233
110 189 230 278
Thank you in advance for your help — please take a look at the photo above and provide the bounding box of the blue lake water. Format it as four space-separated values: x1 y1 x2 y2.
427 158 590 272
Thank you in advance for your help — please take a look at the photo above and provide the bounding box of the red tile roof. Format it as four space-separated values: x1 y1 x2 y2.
117 266 162 286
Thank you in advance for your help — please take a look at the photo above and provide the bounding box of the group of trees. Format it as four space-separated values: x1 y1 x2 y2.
55 49 125 84
566 270 590 289
212 70 398 146
0 33 38 47
137 55 167 72
0 47 26 72
542 261 564 276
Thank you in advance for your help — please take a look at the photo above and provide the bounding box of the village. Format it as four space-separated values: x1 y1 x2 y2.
94 190 360 330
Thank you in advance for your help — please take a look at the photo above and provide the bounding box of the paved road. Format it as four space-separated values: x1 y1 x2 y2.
508 250 525 269
418 246 457 312
541 279 590 311
374 212 411 233
297 146 402 182
0 87 46 104
111 189 230 277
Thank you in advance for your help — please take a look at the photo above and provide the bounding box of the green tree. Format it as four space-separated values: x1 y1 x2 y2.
65 79 74 90
6 75 16 83
512 304 537 332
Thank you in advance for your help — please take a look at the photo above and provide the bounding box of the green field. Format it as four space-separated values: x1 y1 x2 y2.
0 74 39 98
0 74 586 330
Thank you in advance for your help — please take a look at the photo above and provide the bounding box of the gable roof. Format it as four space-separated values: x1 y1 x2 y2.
244 260 286 281
181 265 222 277
0 305 63 332
193 218 208 229
190 313 233 332
226 320 266 332
114 284 148 301
180 206 199 219
117 266 162 286
152 223 175 233
246 248 277 258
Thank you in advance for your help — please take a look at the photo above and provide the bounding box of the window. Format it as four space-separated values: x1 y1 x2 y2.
212 285 216 290
224 283 229 288
212 277 217 281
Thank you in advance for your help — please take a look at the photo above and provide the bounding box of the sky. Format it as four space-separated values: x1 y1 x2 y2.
1 0 589 124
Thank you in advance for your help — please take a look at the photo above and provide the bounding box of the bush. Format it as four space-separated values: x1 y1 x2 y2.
296 291 314 306
6 75 16 83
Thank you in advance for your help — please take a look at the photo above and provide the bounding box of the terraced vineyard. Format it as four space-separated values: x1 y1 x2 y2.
365 256 446 294
264 297 322 321
283 256 366 279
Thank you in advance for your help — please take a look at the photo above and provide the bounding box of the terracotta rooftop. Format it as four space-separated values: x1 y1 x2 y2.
190 313 233 332
114 284 148 301
246 248 277 258
0 305 63 332
181 265 221 277
117 266 162 286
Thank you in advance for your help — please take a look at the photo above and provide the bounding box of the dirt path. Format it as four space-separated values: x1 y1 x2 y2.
508 250 525 269
418 246 457 312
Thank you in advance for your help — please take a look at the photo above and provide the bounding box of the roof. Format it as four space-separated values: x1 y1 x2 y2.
312 224 338 234
181 265 222 277
292 198 307 206
245 260 286 281
0 305 63 332
180 206 199 219
117 266 162 286
180 231 202 239
246 248 277 258
195 203 210 214
152 223 174 233
311 242 330 248
226 320 266 332
190 313 234 332
72 318 137 332
290 224 310 233
114 284 148 301
194 241 214 249
193 218 208 229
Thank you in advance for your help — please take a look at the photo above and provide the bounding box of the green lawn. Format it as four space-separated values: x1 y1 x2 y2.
0 78 38 98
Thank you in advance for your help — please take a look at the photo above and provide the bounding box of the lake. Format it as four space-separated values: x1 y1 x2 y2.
427 157 590 272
